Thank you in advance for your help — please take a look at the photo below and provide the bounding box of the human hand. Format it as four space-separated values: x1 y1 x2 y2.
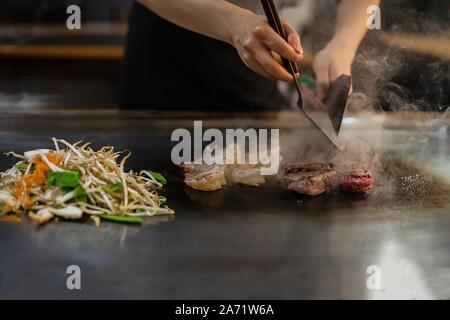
231 14 303 82
312 39 355 101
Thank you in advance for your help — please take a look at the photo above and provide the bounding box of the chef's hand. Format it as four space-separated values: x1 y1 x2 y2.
312 39 354 101
231 15 303 82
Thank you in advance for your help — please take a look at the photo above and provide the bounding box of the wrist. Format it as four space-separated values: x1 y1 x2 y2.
327 35 358 60
226 9 254 46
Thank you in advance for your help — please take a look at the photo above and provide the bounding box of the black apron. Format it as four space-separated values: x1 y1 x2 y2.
119 2 287 111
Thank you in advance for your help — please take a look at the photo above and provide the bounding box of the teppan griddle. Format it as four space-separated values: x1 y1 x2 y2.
0 110 449 299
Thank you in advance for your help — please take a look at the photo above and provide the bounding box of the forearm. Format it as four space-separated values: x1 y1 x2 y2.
136 0 303 82
137 0 253 45
332 0 381 54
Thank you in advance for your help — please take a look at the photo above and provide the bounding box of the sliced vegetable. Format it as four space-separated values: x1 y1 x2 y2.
24 149 50 162
46 171 80 188
28 208 54 224
148 171 167 184
15 162 28 172
102 183 124 195
0 192 15 206
40 153 63 172
100 214 144 224
48 205 83 219
2 139 174 226
57 185 87 204
90 215 101 227
72 186 88 203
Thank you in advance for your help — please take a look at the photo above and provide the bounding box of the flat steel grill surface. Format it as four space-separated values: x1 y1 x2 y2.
0 112 449 299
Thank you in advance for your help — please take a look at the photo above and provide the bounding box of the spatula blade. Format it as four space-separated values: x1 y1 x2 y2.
326 75 352 136
299 85 341 148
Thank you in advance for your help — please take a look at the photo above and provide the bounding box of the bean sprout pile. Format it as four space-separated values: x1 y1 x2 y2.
0 138 174 225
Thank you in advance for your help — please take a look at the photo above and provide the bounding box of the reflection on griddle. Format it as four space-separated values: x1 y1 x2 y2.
25 214 174 248
184 186 226 208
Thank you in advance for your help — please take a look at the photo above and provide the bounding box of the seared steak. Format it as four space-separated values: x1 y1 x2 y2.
338 163 374 193
282 163 336 196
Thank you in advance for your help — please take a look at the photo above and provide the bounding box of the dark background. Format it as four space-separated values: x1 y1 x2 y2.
0 0 132 23
0 0 448 111
0 0 133 110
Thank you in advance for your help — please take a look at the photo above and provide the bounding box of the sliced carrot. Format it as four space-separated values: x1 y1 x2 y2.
14 153 63 208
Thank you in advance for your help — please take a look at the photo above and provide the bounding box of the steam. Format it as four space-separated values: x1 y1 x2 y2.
352 46 450 113
348 2 450 114
297 0 450 114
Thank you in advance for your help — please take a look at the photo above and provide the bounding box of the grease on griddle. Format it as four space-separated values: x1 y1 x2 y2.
381 153 450 208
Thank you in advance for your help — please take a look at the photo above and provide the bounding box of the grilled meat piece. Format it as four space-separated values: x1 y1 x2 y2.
284 163 335 174
184 164 226 191
229 164 266 186
184 163 266 190
282 163 336 196
339 163 374 193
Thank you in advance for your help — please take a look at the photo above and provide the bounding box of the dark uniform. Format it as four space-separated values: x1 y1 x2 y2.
119 1 288 111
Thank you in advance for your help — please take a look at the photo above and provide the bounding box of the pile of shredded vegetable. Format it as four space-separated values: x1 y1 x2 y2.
0 138 174 225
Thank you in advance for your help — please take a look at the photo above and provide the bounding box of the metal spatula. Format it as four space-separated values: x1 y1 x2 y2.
260 0 350 151
325 75 352 136
300 74 352 136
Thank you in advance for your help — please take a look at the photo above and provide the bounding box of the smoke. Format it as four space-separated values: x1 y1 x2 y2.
348 3 450 114
297 0 450 114
351 46 450 113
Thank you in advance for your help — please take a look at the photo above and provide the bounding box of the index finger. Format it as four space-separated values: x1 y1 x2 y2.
258 25 302 63
283 22 303 54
